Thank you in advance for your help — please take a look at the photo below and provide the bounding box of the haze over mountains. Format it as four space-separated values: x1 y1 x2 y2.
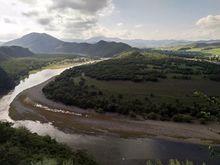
4 33 133 57
85 36 194 48
3 32 220 58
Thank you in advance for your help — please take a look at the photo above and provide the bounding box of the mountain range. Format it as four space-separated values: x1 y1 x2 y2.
84 36 195 48
4 33 133 57
3 33 220 56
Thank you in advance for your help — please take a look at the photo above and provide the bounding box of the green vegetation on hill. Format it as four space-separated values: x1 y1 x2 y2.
0 67 15 95
43 52 220 123
0 122 97 165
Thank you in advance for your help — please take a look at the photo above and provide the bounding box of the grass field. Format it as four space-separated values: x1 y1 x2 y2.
204 48 220 55
85 76 220 104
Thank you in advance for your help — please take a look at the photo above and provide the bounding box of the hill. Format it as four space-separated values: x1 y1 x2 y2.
4 33 133 57
0 67 15 95
55 40 133 57
0 46 34 61
43 52 220 123
4 33 63 54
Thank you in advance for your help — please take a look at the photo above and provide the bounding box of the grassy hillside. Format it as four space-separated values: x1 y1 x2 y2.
0 122 97 165
43 52 220 123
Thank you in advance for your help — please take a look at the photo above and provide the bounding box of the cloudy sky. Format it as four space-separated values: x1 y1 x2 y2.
0 0 220 41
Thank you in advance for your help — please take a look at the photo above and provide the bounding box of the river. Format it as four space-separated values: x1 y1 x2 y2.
0 63 220 165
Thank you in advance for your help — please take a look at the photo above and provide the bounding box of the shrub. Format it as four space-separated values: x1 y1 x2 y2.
147 112 159 120
199 118 207 124
172 114 193 123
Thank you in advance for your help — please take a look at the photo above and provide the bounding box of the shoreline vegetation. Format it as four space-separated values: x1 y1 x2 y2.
0 55 91 96
0 122 97 165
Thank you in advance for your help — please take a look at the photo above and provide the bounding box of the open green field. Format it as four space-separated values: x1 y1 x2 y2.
85 77 220 104
203 48 220 55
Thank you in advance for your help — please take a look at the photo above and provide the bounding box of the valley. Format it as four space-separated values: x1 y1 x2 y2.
1 33 220 165
1 1 220 164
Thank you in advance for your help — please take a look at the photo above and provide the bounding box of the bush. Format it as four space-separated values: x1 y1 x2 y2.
146 112 159 120
199 118 207 124
172 114 193 123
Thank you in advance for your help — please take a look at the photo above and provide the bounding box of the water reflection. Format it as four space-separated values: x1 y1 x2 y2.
0 68 66 121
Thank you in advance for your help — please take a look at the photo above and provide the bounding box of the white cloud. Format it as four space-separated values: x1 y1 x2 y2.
134 24 143 28
0 0 114 41
117 22 123 26
196 15 220 28
192 15 220 40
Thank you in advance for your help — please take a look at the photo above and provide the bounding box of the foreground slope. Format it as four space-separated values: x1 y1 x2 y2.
0 122 97 165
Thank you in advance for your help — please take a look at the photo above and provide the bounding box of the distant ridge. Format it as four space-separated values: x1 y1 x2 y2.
0 46 34 61
85 36 194 48
4 33 133 57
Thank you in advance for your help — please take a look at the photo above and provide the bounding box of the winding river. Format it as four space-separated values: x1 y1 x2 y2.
0 63 220 165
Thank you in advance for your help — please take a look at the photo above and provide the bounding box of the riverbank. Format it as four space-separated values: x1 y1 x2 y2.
9 76 220 145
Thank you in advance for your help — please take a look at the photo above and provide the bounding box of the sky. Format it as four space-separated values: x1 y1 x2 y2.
0 0 220 41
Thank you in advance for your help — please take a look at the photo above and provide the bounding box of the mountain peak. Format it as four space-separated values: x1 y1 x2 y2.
4 32 63 53
21 32 61 41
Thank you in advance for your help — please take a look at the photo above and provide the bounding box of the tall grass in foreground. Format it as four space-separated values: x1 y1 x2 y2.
146 159 206 165
31 158 76 165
